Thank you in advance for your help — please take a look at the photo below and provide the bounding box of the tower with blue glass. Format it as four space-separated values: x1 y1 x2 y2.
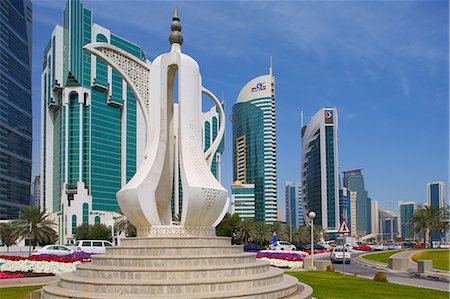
0 0 32 219
40 0 146 243
231 68 277 223
427 181 445 241
285 182 303 229
301 108 339 231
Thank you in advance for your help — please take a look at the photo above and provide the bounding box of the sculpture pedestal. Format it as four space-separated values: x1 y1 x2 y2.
41 236 312 298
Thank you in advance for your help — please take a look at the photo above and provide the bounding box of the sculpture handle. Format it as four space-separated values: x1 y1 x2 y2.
202 87 225 166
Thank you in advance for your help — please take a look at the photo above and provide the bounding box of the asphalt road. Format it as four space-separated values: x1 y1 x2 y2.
317 251 450 292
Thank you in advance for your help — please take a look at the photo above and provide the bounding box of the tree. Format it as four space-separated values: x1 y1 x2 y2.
236 219 256 244
216 213 241 238
11 207 57 255
114 213 137 237
271 222 290 241
74 223 111 241
412 206 449 243
0 222 17 252
294 225 321 244
253 222 271 246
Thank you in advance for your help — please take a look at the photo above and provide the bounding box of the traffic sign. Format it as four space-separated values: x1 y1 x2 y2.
338 219 351 235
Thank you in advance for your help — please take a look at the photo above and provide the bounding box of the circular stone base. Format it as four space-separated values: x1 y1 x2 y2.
136 225 216 237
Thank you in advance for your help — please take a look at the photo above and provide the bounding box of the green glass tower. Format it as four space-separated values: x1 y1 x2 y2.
40 0 145 243
231 71 277 223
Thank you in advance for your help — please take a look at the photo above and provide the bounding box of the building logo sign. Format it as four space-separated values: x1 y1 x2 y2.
251 82 266 93
324 110 333 124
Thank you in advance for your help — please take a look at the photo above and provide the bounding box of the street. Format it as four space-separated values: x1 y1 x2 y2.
317 252 450 292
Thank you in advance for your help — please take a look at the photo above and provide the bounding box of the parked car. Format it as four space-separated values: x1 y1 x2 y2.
330 246 351 264
354 244 371 251
373 244 386 251
291 242 306 251
304 243 327 251
439 242 450 249
32 245 74 256
243 244 263 251
269 241 296 251
76 240 113 254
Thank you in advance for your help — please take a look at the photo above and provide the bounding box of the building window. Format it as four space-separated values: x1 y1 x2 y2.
72 215 77 234
82 203 89 223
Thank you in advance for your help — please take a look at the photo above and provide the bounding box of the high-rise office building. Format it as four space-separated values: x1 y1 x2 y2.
231 181 255 221
231 68 277 223
343 169 370 236
371 199 379 236
301 108 339 231
379 209 398 241
398 201 415 241
427 181 445 242
285 182 303 229
349 191 357 236
0 0 33 219
339 187 350 230
33 175 41 208
41 0 146 243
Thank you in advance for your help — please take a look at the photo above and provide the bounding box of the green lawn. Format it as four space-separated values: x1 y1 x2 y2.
361 250 403 264
411 249 450 271
288 271 449 299
0 285 42 299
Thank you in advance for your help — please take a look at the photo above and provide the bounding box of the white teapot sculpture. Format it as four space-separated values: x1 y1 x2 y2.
84 8 228 237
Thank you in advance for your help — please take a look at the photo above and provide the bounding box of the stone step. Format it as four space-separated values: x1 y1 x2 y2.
104 245 243 256
43 275 301 299
120 236 232 247
57 267 286 295
76 260 270 280
91 252 257 268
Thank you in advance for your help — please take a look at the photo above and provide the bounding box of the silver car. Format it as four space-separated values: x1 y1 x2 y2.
269 241 297 251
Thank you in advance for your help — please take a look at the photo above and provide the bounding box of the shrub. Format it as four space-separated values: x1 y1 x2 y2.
373 272 388 282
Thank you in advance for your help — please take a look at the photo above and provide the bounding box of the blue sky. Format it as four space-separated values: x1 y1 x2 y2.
31 0 449 217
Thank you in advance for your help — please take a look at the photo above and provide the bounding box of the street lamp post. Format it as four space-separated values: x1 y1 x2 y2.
308 211 316 270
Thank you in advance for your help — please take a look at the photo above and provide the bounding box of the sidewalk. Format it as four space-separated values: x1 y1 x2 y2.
357 250 450 282
0 276 58 288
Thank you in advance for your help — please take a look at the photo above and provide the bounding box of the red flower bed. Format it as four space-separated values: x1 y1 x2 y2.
0 255 90 263
0 271 25 279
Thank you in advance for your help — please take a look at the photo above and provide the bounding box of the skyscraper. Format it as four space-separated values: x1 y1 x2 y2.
339 187 350 230
41 0 145 243
379 209 398 241
231 68 277 223
301 108 339 231
231 181 255 221
343 169 370 236
371 199 379 237
398 201 415 241
285 182 303 229
0 0 32 219
427 181 445 242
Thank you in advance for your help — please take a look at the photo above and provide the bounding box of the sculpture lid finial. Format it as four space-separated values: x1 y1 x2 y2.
169 6 183 46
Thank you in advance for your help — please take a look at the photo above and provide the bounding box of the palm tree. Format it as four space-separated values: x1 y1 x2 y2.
412 206 431 243
412 206 448 243
114 210 137 237
253 222 271 246
236 219 256 244
11 207 57 255
0 222 17 252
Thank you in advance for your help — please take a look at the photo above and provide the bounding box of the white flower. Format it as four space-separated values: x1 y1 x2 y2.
0 259 80 275
259 257 303 269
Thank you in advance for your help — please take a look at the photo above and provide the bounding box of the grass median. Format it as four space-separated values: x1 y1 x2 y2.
411 249 450 271
288 271 449 299
0 285 42 299
361 250 403 264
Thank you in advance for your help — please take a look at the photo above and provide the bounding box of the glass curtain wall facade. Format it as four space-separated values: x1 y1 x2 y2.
301 108 339 231
41 0 145 243
0 0 32 219
427 181 445 241
343 169 370 236
232 72 277 223
398 202 415 241
285 182 303 229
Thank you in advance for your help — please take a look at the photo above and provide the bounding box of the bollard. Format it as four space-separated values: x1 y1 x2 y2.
417 260 432 273
388 257 408 271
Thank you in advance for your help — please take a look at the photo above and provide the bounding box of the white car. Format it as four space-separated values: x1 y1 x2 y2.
32 245 74 256
76 240 113 254
330 246 351 263
269 241 296 251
